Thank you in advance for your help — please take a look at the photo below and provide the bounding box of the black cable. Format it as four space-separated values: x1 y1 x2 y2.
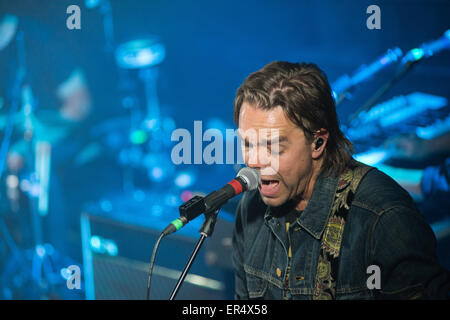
146 232 165 300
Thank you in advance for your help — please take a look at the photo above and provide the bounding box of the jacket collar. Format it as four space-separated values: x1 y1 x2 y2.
264 170 339 240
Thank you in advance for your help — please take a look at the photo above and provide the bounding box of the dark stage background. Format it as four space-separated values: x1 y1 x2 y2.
0 0 449 300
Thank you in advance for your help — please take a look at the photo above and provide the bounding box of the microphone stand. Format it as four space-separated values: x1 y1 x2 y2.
347 60 415 125
168 209 219 300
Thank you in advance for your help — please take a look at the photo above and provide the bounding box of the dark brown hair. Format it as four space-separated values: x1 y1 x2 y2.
234 61 353 174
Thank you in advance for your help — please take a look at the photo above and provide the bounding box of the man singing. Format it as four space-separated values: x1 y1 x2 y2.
231 61 450 299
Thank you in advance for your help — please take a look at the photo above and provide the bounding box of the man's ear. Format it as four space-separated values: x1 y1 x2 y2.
311 129 329 159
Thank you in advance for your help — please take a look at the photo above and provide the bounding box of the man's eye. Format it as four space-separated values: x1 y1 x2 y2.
271 149 283 155
268 145 284 155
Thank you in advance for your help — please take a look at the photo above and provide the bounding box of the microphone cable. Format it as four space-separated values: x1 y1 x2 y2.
145 232 165 300
145 168 260 299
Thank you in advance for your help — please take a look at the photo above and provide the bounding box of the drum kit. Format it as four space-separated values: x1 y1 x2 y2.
0 8 194 299
0 14 80 299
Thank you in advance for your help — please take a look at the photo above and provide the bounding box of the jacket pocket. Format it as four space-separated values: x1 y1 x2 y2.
244 264 268 299
378 283 425 300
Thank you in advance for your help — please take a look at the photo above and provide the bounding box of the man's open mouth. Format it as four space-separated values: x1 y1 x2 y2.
259 178 280 197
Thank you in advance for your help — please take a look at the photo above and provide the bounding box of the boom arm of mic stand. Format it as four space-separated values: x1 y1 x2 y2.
347 60 416 125
168 209 220 300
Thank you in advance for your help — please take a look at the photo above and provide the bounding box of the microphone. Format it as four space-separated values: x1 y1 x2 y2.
401 29 450 65
332 47 403 103
162 167 260 236
350 47 403 85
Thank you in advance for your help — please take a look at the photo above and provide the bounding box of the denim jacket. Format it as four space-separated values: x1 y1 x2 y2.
232 165 450 299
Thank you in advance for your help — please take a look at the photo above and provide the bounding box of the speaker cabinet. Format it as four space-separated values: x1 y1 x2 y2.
80 209 235 300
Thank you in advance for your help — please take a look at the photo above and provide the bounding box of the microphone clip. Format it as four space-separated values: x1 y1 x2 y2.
200 209 219 237
179 195 219 237
178 195 206 220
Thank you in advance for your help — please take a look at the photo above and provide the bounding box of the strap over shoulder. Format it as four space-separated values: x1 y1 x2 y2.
313 160 373 300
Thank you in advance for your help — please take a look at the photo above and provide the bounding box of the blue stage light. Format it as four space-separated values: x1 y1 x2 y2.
100 199 113 212
174 171 196 188
354 148 388 166
35 245 46 258
144 153 175 183
332 90 338 101
150 167 164 181
104 241 118 256
90 235 118 256
60 268 71 280
90 236 101 251
402 48 424 64
85 0 101 9
115 38 165 69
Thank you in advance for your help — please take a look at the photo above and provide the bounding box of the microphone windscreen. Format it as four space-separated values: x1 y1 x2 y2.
237 167 260 191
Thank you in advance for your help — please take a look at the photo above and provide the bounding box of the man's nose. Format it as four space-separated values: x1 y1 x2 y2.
246 148 271 169
245 147 279 176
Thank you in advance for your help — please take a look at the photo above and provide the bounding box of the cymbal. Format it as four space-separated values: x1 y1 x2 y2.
115 37 166 69
0 110 73 143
